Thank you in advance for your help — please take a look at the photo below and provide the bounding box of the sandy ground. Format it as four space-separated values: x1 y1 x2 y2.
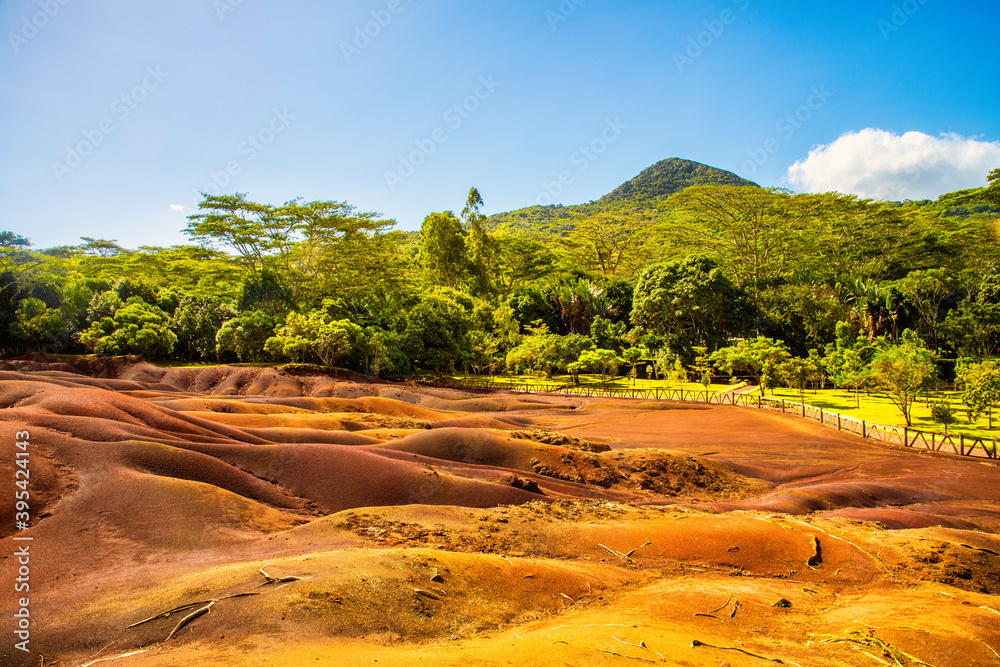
1 359 999 666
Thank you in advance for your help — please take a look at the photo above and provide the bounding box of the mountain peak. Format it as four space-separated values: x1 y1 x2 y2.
599 158 758 204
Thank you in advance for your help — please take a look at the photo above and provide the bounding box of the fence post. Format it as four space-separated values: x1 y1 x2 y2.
837 414 841 430
781 399 786 413
960 434 965 456
801 402 806 417
862 420 866 438
904 427 909 446
819 408 823 424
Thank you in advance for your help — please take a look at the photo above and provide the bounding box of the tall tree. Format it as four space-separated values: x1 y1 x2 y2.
663 185 820 293
709 336 791 396
958 359 1000 429
418 211 467 289
631 256 752 360
562 212 652 279
461 187 496 297
894 268 959 351
870 330 937 427
984 168 1000 209
284 199 403 303
491 234 555 301
185 193 294 277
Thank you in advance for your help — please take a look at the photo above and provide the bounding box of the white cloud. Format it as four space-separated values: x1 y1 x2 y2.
169 204 186 213
785 128 1000 200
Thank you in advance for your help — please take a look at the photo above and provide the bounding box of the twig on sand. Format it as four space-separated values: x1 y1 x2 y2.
703 594 732 615
612 636 666 661
624 541 653 558
128 601 214 628
598 543 624 558
76 650 148 667
820 633 933 666
258 563 308 586
127 592 259 642
598 541 652 562
550 640 657 662
165 600 215 641
691 639 785 663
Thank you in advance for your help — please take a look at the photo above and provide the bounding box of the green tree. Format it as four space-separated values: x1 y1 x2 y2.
984 168 1000 209
824 321 874 407
709 336 791 396
1 232 37 304
622 347 644 386
185 193 292 278
931 402 957 434
172 295 237 361
590 316 626 353
216 311 275 362
631 256 751 360
778 355 823 404
461 187 496 297
418 211 468 288
667 356 688 388
941 274 1000 359
283 199 402 304
577 348 622 386
894 268 959 351
869 331 937 427
958 360 1000 429
265 309 363 367
562 211 652 279
402 288 473 374
663 185 819 293
12 297 69 352
492 235 555 301
79 297 178 358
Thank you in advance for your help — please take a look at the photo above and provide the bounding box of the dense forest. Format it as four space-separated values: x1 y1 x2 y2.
3 158 1000 412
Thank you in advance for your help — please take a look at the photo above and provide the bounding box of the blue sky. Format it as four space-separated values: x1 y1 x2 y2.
2 0 998 249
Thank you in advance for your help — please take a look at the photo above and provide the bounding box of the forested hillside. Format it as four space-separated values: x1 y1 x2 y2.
3 162 999 397
487 157 754 236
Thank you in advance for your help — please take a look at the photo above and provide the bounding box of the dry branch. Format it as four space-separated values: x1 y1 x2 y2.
165 600 215 642
691 639 784 663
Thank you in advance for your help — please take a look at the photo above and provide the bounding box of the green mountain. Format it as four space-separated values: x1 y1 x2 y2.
489 158 757 236
599 158 758 205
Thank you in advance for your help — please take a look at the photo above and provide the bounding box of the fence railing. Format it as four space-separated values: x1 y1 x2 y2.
391 376 999 461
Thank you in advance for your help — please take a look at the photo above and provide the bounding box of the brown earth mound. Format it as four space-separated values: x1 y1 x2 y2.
1 359 999 666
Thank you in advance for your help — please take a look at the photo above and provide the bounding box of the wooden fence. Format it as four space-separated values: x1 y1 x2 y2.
395 376 999 461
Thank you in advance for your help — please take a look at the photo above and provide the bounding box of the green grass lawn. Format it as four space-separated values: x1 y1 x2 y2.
768 387 1000 440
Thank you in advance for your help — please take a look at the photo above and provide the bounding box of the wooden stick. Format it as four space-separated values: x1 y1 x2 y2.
165 600 215 641
690 639 784 663
703 594 732 615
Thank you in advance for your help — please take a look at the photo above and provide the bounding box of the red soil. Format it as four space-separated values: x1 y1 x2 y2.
0 359 998 666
